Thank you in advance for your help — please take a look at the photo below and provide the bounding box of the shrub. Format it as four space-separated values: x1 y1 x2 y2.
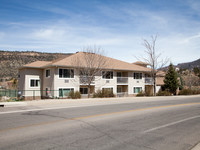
74 91 81 99
156 90 172 96
136 91 145 97
93 89 115 98
93 90 103 98
102 89 115 97
68 91 75 99
68 91 81 99
178 89 200 95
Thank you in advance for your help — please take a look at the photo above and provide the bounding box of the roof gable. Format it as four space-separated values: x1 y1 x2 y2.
21 52 151 72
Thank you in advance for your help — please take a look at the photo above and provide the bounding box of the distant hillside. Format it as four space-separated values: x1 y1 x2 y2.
0 50 73 79
177 58 200 70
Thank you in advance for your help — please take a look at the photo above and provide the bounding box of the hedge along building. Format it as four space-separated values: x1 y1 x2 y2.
18 52 163 100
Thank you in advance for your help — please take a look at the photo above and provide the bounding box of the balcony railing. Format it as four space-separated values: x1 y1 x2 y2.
145 77 153 85
80 76 95 84
117 77 128 84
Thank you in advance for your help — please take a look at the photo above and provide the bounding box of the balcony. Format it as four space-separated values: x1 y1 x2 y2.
145 77 153 85
117 77 128 84
80 76 95 85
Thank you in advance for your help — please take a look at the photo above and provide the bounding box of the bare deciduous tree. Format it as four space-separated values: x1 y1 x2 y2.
184 70 200 88
142 35 169 96
73 46 108 98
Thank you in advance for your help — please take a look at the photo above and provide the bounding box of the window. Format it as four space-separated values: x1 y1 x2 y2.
59 69 74 78
59 88 74 97
46 69 50 77
133 87 142 93
133 73 142 79
80 88 88 94
102 71 113 79
102 87 113 92
117 72 122 77
30 79 40 87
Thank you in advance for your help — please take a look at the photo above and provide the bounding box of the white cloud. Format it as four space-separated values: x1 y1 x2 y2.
0 1 200 65
33 28 66 40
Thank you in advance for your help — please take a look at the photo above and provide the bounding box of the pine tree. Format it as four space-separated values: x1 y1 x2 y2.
164 63 179 95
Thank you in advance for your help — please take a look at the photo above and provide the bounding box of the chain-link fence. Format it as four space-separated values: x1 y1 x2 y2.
0 89 71 100
0 89 18 97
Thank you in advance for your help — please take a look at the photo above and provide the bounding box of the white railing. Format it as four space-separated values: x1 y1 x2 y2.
145 77 153 84
117 92 128 97
117 77 128 84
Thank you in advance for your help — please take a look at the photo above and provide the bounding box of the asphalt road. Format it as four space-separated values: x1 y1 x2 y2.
0 96 200 150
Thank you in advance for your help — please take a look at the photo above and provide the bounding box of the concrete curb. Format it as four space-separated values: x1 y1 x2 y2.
191 143 200 150
1 95 200 108
0 102 27 107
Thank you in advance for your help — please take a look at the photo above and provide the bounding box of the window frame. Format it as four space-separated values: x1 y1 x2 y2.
133 87 142 94
133 72 142 80
29 79 40 88
80 87 88 94
102 71 113 79
102 87 114 93
45 69 50 78
58 87 74 97
58 68 74 79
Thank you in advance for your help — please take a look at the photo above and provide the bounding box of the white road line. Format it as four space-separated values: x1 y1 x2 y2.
0 104 100 115
143 115 200 133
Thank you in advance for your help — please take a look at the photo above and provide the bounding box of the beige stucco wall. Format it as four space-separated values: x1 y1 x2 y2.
19 67 153 98
128 72 145 94
42 67 56 97
18 69 26 95
19 68 43 97
95 71 117 94
53 67 80 97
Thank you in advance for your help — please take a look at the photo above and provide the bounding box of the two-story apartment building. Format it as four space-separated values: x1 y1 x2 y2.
18 52 161 100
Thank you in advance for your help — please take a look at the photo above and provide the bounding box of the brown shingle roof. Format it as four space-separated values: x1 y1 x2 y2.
133 61 149 65
156 71 166 77
21 61 52 68
156 77 165 85
50 52 151 72
20 52 151 72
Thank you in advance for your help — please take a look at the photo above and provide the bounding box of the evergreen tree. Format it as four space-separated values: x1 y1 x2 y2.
164 63 179 95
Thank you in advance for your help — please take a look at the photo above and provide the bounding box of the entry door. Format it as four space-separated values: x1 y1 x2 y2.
117 86 122 93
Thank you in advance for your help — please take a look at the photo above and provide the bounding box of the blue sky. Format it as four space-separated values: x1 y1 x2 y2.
0 0 200 65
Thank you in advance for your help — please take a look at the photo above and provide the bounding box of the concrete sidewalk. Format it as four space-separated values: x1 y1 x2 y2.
1 95 200 108
191 143 200 150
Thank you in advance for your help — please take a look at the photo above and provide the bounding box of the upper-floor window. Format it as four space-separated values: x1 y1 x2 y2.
102 71 113 79
30 79 40 87
133 73 142 79
59 69 74 78
46 69 50 78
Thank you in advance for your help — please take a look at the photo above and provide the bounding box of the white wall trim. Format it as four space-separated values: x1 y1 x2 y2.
29 78 40 89
57 68 75 79
57 87 75 97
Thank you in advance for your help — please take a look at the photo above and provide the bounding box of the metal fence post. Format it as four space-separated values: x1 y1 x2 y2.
33 90 35 100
